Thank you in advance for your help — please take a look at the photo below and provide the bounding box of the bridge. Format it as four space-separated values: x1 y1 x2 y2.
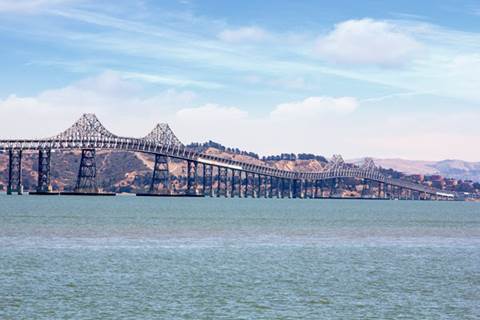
0 114 457 200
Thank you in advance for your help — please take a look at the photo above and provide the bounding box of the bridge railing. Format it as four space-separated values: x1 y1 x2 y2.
0 137 455 197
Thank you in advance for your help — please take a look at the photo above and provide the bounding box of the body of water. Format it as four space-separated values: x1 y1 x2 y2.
1 195 479 319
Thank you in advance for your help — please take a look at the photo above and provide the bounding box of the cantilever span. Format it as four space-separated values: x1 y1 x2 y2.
0 114 456 200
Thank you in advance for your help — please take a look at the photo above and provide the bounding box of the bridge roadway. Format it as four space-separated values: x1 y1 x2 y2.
0 137 455 198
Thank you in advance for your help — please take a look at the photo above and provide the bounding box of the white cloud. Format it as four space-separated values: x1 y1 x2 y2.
0 71 197 138
171 96 361 156
218 26 270 43
176 104 247 121
315 19 423 66
354 112 480 161
173 104 249 143
270 77 307 90
1 73 480 161
271 96 358 119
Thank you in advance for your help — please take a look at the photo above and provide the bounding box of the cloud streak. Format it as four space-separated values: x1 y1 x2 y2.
218 26 270 43
0 0 76 13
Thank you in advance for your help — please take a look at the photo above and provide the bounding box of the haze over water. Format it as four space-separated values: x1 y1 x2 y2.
1 195 479 319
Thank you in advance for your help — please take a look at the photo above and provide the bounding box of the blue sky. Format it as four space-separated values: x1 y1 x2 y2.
0 0 479 160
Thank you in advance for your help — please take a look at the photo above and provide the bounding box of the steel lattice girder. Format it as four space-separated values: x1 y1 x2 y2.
0 113 455 198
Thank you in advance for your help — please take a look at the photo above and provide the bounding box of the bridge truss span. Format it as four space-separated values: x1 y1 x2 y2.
0 114 456 199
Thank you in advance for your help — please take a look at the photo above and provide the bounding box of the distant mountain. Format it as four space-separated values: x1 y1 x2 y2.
351 158 480 182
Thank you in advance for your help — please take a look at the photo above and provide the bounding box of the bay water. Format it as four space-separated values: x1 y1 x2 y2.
1 195 479 319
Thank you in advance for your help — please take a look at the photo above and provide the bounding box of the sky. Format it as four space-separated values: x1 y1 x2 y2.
0 0 479 161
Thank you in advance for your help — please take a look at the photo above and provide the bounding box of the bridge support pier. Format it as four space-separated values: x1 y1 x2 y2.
238 171 243 197
292 179 298 199
204 164 213 197
275 178 280 198
75 149 98 193
269 176 273 198
245 172 250 197
7 149 23 195
186 160 197 195
385 184 390 199
393 186 399 200
279 179 285 198
251 173 256 198
230 169 236 198
243 171 248 198
360 179 368 198
288 179 293 198
263 176 268 198
248 172 253 197
216 167 227 197
255 174 260 198
202 163 206 195
216 166 221 197
150 154 170 194
330 178 337 198
36 149 52 193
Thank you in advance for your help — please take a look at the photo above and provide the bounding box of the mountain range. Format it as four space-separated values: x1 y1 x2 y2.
351 158 480 182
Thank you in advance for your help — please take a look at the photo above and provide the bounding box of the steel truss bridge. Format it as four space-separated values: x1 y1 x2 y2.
0 114 456 200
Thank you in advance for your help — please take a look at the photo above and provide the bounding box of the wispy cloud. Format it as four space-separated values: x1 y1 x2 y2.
122 72 224 89
1 1 480 125
0 0 82 14
218 26 270 43
360 91 433 103
271 96 358 118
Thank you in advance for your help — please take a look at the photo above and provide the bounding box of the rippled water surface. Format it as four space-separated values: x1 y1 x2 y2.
1 195 479 319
